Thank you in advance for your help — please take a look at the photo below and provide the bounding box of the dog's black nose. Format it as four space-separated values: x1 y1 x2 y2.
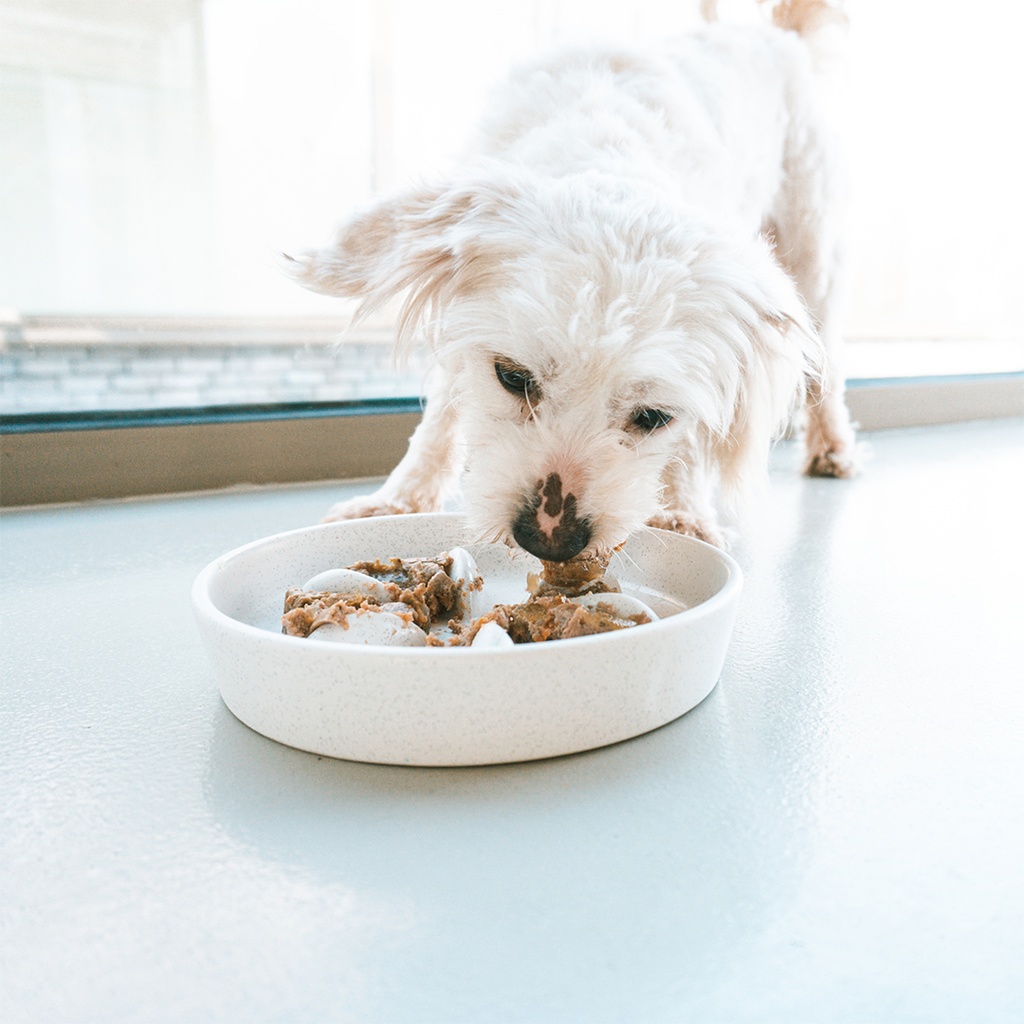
511 473 593 562
513 506 592 561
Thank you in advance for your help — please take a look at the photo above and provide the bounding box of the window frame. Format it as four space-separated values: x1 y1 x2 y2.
2 374 1021 507
0 397 423 506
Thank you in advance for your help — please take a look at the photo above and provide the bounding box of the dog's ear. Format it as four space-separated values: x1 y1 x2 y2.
689 235 824 504
282 178 511 349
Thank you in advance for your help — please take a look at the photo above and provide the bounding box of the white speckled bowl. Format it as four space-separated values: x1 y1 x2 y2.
192 513 742 766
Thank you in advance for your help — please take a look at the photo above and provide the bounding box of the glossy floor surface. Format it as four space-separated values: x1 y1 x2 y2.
2 419 1022 1023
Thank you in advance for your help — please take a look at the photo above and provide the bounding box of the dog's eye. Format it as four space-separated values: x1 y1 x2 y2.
495 360 539 400
632 408 673 432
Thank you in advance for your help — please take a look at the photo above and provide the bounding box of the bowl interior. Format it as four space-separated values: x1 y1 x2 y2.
200 513 737 640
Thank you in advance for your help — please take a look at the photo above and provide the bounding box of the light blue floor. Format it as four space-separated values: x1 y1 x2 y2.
2 419 1022 1023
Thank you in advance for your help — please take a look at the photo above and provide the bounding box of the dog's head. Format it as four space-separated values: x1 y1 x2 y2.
287 168 820 558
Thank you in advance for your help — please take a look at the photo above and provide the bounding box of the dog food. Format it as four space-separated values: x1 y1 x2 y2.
529 554 616 596
283 554 460 635
281 548 656 647
453 593 651 645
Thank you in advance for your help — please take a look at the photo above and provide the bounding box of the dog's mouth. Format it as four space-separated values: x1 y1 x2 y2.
510 472 594 562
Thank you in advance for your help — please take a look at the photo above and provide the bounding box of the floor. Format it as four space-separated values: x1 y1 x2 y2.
1 419 1022 1023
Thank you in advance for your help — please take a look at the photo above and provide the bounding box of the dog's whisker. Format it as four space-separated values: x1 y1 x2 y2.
634 523 674 554
611 545 643 576
638 529 679 559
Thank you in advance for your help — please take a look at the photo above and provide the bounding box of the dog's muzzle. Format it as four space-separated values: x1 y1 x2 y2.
511 472 592 562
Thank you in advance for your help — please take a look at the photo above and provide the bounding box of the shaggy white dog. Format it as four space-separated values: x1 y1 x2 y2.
287 0 858 560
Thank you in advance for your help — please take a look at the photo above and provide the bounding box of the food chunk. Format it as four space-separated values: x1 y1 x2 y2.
530 552 618 597
347 556 461 627
282 554 462 638
281 590 414 638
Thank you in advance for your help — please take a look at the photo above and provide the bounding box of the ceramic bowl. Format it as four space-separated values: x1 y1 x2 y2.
192 513 742 766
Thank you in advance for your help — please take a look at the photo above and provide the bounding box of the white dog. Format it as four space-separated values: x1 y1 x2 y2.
286 0 858 560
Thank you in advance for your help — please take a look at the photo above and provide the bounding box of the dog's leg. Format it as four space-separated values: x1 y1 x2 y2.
788 282 860 478
322 374 462 522
776 236 860 477
773 159 861 479
802 358 859 478
647 453 727 548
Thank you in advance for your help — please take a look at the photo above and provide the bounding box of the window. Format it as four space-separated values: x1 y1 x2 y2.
836 1 1024 380
1 1 1021 503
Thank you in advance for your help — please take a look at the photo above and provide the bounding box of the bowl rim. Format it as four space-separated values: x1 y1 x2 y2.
191 512 743 658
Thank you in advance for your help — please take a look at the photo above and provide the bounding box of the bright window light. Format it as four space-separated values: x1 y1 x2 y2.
1 0 1021 417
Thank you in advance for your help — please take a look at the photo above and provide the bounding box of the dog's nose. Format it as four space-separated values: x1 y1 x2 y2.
511 473 593 562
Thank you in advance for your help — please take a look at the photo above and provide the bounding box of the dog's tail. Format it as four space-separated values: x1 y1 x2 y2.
702 1 847 76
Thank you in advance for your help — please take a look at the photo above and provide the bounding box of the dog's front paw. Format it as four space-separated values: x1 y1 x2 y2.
803 441 863 479
321 494 423 523
646 510 727 549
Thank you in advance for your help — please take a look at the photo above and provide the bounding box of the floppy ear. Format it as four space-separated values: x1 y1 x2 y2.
283 179 509 351
691 235 824 504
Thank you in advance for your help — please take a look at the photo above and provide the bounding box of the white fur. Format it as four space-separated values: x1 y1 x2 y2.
286 1 859 559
